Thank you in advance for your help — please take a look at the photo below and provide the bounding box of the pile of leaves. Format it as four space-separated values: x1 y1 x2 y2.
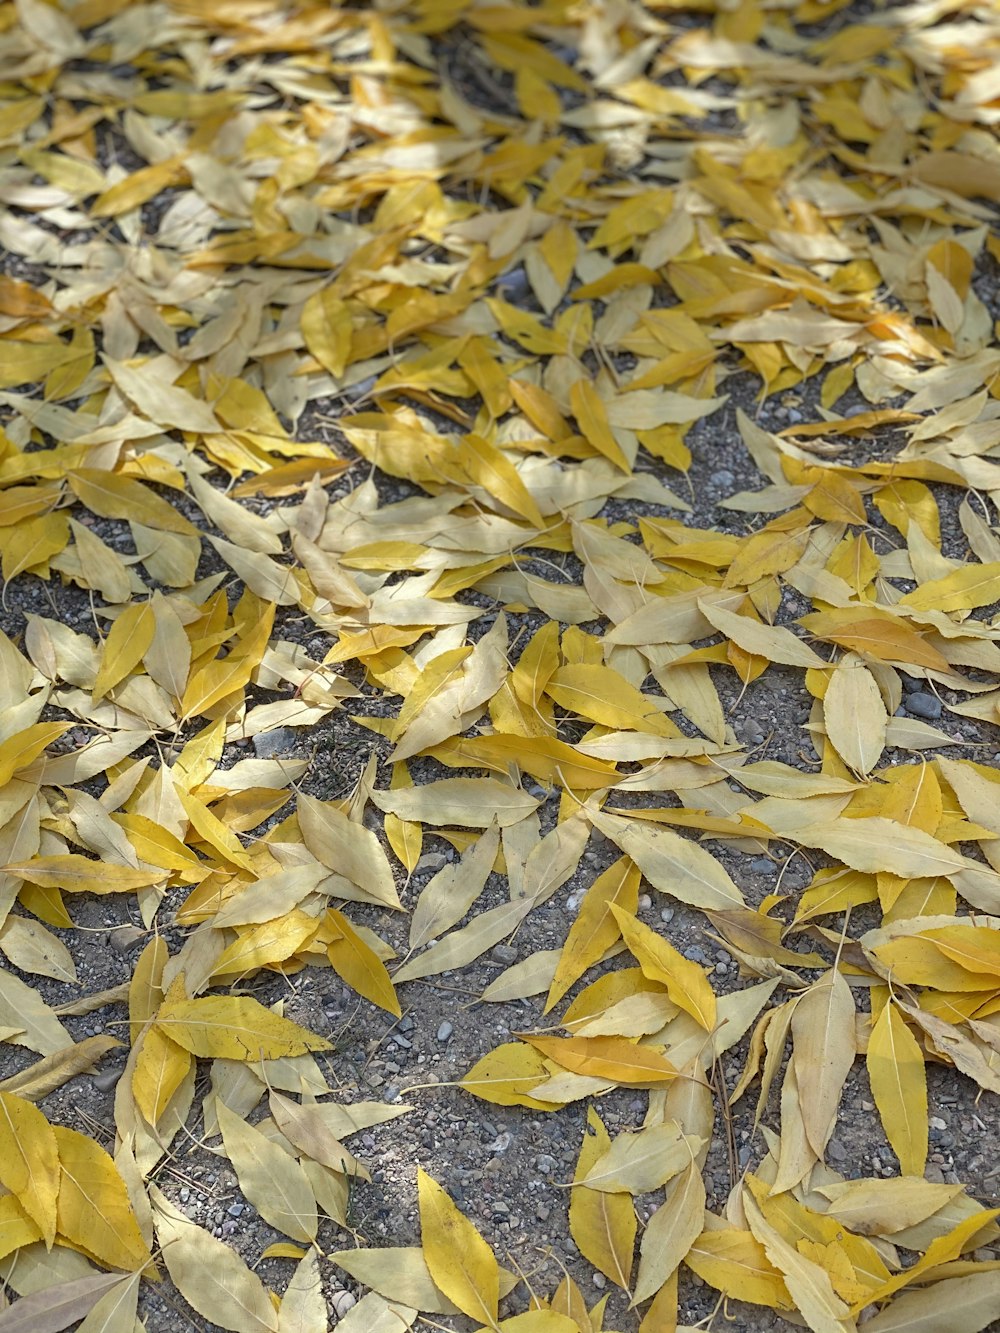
1 0 1000 1328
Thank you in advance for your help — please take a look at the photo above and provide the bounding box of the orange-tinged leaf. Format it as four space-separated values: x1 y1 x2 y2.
521 1034 677 1085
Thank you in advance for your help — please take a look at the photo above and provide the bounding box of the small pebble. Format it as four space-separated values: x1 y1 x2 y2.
827 1139 847 1163
592 1273 606 1289
537 1154 555 1173
929 1116 948 1131
227 1203 244 1218
492 944 517 965
437 1021 454 1042
660 907 674 923
709 469 735 490
384 1085 400 1101
750 857 772 873
332 1291 357 1319
93 1068 122 1093
905 692 942 720
638 894 652 910
417 852 447 873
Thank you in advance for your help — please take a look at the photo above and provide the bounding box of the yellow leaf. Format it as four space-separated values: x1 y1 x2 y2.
0 722 68 786
216 1101 317 1244
569 379 630 472
55 1125 153 1273
67 469 197 536
0 512 69 582
90 157 188 216
211 911 319 979
588 809 744 912
899 562 1000 613
822 657 887 776
155 995 330 1061
92 602 156 702
686 1225 791 1310
417 1168 500 1326
569 1108 635 1290
610 905 716 1031
151 1185 277 1332
546 857 640 1011
301 286 353 378
867 1001 927 1178
522 1034 677 1085
582 1120 693 1194
0 1091 59 1246
132 1024 193 1128
460 1042 552 1110
1 856 163 895
634 1160 705 1305
0 1192 42 1263
790 969 856 1160
699 598 826 669
546 664 677 737
326 908 401 1017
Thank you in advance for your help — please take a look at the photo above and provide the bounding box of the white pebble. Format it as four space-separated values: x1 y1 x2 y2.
333 1291 357 1318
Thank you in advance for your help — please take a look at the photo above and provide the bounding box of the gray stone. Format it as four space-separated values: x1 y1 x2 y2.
332 1291 357 1319
592 1273 606 1289
660 907 674 923
227 1203 244 1217
109 925 145 953
93 1068 122 1094
492 944 517 965
906 692 942 720
496 267 530 300
750 857 773 873
537 1154 555 1173
416 852 448 873
437 1021 454 1042
710 469 735 489
827 1139 847 1163
252 726 297 758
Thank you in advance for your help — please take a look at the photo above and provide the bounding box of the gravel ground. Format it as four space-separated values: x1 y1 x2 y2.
2 3 1000 1331
5 360 1000 1331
